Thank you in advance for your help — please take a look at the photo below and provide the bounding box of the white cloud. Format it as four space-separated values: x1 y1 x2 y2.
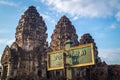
93 32 106 39
109 0 120 10
0 39 14 46
40 0 120 21
40 13 56 25
115 11 120 22
99 48 120 64
0 0 18 7
110 24 117 29
41 0 113 18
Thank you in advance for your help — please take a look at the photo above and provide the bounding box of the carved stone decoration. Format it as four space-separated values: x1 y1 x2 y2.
1 6 47 80
1 46 12 80
50 15 79 51
1 46 11 65
108 65 120 80
15 6 47 51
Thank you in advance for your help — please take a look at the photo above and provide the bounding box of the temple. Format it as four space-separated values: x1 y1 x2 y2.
1 6 120 80
1 6 48 80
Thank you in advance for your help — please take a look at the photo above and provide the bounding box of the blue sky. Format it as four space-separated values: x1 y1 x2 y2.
0 0 120 64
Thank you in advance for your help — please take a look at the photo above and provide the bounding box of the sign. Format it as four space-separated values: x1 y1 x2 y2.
47 50 64 70
65 43 95 67
47 43 95 71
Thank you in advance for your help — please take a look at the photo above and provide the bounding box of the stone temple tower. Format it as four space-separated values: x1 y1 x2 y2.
15 6 47 51
1 6 48 80
48 16 79 80
50 15 79 51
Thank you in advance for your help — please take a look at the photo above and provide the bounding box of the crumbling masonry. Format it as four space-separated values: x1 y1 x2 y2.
1 6 120 80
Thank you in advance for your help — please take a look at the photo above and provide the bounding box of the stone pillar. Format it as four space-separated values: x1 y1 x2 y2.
1 64 8 80
1 66 4 79
7 62 11 79
6 62 14 80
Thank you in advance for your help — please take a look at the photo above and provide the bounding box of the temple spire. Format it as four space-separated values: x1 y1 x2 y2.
50 15 79 51
15 6 47 51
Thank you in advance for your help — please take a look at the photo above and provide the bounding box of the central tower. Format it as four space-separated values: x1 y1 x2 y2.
50 15 79 51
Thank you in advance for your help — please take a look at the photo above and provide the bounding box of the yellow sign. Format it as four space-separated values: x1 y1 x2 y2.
65 43 95 67
47 43 95 71
47 50 64 70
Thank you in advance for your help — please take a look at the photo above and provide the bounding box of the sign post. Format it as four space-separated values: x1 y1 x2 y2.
64 40 74 80
47 40 95 80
